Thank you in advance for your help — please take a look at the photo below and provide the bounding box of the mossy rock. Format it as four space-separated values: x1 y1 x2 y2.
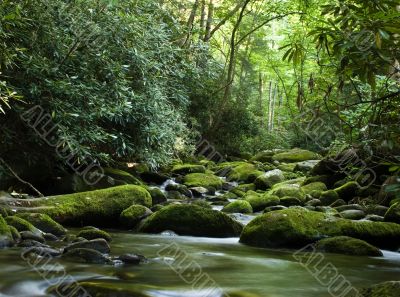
147 188 167 205
104 168 143 185
138 204 243 237
191 200 212 209
222 200 253 214
302 175 330 186
5 216 40 235
250 150 277 163
334 181 360 201
235 183 256 192
390 198 400 206
172 164 206 175
183 173 223 190
272 149 320 163
280 196 303 207
0 215 13 248
16 213 66 237
271 184 306 201
0 205 12 218
240 208 400 249
245 192 280 212
77 228 112 242
120 205 153 229
301 182 327 195
358 281 400 297
254 169 285 190
277 163 297 172
315 236 383 256
14 185 152 227
8 225 20 242
384 202 400 224
227 163 263 183
320 190 340 206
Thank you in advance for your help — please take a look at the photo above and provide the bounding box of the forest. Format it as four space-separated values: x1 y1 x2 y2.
0 0 400 296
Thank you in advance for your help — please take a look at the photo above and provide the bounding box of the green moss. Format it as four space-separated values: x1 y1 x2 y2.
17 185 152 227
271 184 306 201
272 149 320 163
5 216 38 233
390 198 400 206
16 213 66 236
230 188 246 197
0 215 13 248
172 164 206 175
302 175 330 186
315 236 383 256
250 151 276 163
8 225 20 242
245 192 280 212
254 170 285 190
280 196 302 206
359 281 400 297
139 204 243 237
320 190 340 206
222 200 253 214
147 188 167 205
77 228 112 242
277 163 296 172
334 181 360 200
191 200 212 209
120 205 152 229
104 168 142 185
385 202 400 224
227 163 263 183
240 208 400 249
301 182 327 195
235 183 256 192
183 173 223 190
0 205 12 218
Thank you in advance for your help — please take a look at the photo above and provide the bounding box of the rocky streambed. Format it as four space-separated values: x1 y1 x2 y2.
0 148 400 296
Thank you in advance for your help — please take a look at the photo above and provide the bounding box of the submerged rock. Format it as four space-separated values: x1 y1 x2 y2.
63 248 111 264
315 236 383 256
64 239 110 254
139 204 243 237
359 281 400 297
240 208 400 249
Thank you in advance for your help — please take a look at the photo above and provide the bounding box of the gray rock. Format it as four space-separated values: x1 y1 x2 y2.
63 248 111 264
24 246 62 257
335 204 365 212
20 231 45 243
18 240 49 248
294 160 320 173
117 253 146 265
64 239 111 254
366 205 389 217
263 205 287 213
364 214 384 222
306 199 322 207
340 210 366 220
43 233 59 241
189 187 208 197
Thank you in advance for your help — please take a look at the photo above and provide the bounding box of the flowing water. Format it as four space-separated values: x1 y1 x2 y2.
0 231 399 297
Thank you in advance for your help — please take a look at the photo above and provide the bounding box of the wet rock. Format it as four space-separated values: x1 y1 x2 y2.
366 205 389 217
43 233 59 241
18 239 49 248
340 210 366 220
294 160 320 173
306 199 322 207
189 187 208 197
254 169 285 190
263 205 287 213
16 213 66 237
315 236 383 257
20 231 45 243
117 253 146 265
5 216 41 235
359 281 400 297
165 183 192 197
24 246 62 257
0 215 14 248
385 202 400 224
280 197 302 207
63 248 111 264
77 227 112 242
147 188 167 205
9 225 21 242
335 204 365 212
364 215 384 222
222 200 253 214
140 171 169 184
64 238 110 254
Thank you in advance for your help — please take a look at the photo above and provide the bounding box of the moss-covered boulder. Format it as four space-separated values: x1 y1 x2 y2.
254 169 285 190
120 205 153 229
16 213 66 237
222 200 253 214
334 181 359 200
244 192 280 212
240 208 400 249
227 163 263 183
138 204 243 237
77 227 112 242
320 190 340 206
301 182 327 195
104 168 143 185
0 215 13 248
271 184 306 201
280 197 303 207
272 149 320 163
5 216 40 235
13 185 152 227
315 236 382 256
172 164 206 175
147 188 167 205
358 281 400 297
385 202 400 224
183 173 222 190
250 150 277 163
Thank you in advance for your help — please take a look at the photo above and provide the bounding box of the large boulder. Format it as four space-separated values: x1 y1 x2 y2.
385 202 400 224
138 204 243 237
334 181 360 201
0 215 13 248
183 173 223 190
358 281 400 297
227 163 263 183
119 205 153 229
240 208 400 249
11 185 152 227
315 236 382 257
254 169 285 190
272 149 320 163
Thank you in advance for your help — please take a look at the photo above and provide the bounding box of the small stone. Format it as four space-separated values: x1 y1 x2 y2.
117 253 146 265
64 239 111 254
20 231 45 243
63 248 111 264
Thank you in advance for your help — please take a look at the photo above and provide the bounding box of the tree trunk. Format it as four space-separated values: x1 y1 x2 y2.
183 0 200 47
204 0 214 41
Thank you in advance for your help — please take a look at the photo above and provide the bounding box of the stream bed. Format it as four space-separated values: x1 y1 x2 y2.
0 231 399 297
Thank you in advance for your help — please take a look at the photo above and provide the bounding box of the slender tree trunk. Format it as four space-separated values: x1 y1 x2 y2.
199 0 206 39
259 72 264 127
204 0 214 42
183 0 200 47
